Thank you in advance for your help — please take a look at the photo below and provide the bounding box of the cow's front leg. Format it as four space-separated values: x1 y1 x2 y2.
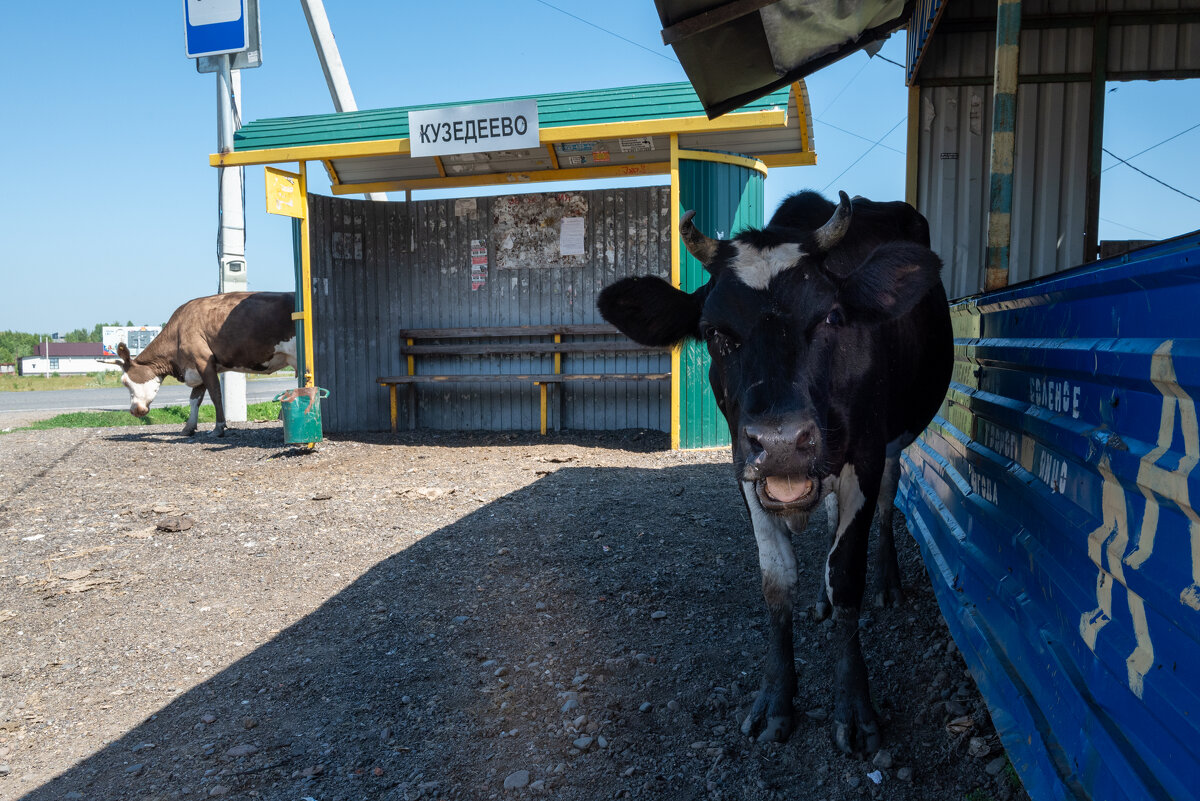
739 481 799 742
182 385 206 437
826 463 883 756
873 452 904 608
813 491 838 621
204 366 227 437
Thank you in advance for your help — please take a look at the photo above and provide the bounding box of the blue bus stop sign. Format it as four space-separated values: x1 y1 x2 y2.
184 0 249 59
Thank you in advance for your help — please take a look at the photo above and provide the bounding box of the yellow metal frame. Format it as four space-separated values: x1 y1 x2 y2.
331 162 670 195
906 84 920 207
297 162 315 389
210 109 789 170
669 134 682 451
674 148 768 176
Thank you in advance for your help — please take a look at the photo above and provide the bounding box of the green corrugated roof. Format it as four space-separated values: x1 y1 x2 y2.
234 81 792 152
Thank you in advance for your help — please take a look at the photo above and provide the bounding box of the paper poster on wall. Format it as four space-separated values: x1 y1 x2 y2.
493 193 589 270
470 239 488 290
559 217 585 256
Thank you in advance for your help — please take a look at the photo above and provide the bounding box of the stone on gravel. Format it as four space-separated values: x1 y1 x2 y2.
208 786 230 797
897 767 914 781
986 757 1008 776
225 743 258 758
872 749 893 769
638 702 652 713
650 610 667 619
504 769 530 790
156 516 193 533
125 763 144 775
201 713 216 724
573 735 594 751
561 698 579 713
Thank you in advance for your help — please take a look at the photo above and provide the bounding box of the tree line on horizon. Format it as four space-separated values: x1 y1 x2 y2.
0 322 134 365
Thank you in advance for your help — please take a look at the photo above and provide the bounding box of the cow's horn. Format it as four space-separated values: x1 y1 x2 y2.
814 191 852 252
680 209 719 268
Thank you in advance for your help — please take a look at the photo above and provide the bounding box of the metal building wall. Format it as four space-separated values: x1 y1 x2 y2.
917 82 1091 299
913 1 1200 300
307 188 671 434
897 234 1200 801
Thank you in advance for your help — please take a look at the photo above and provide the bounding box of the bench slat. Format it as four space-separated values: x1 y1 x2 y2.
400 341 664 356
398 324 623 339
379 373 668 384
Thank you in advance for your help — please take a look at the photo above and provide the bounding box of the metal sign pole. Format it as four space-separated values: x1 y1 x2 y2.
217 54 248 421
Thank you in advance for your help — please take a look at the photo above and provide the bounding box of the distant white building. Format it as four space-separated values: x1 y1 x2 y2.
102 326 162 357
19 343 120 376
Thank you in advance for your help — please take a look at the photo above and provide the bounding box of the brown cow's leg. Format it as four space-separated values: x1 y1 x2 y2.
205 366 227 437
182 385 206 436
825 462 882 756
739 481 799 743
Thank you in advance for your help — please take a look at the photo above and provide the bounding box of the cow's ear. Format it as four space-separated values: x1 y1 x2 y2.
598 276 703 347
837 242 943 324
116 342 132 370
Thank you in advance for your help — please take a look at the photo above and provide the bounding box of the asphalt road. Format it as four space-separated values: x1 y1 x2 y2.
0 376 297 415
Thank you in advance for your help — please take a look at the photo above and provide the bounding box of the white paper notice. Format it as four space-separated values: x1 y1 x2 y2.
560 216 585 256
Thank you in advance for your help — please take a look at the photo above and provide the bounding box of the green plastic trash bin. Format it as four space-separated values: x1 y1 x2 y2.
274 386 328 444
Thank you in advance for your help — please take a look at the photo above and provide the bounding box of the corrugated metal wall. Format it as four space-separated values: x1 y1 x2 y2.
898 234 1200 801
677 155 765 449
916 82 1091 299
307 188 671 433
913 0 1200 299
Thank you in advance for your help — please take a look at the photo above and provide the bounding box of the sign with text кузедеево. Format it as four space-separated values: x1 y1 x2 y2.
408 100 539 158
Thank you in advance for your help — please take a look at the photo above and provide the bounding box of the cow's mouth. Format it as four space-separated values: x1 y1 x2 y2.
756 474 818 511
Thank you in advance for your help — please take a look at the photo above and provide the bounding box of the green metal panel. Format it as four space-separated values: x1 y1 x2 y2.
234 82 792 152
677 154 764 449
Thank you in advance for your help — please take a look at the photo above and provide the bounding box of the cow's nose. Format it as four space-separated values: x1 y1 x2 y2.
742 419 819 468
132 405 148 418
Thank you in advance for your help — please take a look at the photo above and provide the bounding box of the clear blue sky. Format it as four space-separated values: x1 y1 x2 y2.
1 2 1196 334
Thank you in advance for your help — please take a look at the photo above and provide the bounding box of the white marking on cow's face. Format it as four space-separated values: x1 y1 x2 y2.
824 464 866 608
182 368 204 387
743 480 799 606
730 242 806 290
123 374 163 417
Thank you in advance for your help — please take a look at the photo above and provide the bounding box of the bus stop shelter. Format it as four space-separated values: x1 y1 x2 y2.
211 80 817 448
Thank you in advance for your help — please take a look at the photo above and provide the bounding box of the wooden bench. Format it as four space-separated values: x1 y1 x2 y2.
377 324 669 433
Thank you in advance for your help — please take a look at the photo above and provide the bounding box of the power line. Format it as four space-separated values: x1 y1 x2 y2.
1102 121 1200 173
814 119 905 156
531 0 676 63
822 116 907 193
1099 216 1159 239
1102 148 1200 205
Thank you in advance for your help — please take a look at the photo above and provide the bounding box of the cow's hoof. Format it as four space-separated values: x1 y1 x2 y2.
182 427 197 437
833 710 881 756
211 424 227 438
812 600 831 622
740 694 795 742
873 585 904 609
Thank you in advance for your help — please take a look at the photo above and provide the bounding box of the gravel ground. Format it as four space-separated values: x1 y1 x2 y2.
0 422 1029 801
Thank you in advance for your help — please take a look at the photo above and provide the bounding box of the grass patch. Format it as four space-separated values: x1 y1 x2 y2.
19 401 282 431
0 369 295 393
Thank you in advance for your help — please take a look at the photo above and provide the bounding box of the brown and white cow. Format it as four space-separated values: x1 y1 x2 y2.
109 291 297 436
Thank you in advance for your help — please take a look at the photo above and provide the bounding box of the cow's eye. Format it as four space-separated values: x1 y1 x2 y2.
824 308 844 327
704 327 739 355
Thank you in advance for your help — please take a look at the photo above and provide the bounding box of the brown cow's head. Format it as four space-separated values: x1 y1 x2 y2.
109 342 163 417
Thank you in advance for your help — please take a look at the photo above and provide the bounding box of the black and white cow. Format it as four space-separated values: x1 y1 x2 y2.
598 191 952 754
108 291 297 437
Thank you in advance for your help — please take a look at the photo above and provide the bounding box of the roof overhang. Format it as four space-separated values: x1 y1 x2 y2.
655 0 914 118
211 81 816 194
